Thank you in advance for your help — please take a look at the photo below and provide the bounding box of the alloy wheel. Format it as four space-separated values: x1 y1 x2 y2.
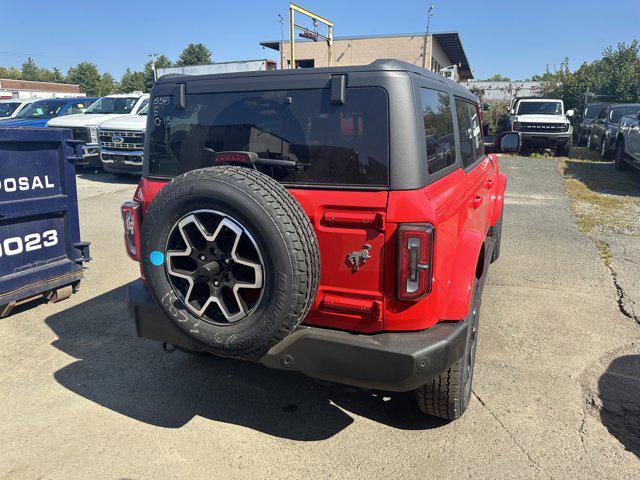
165 210 264 324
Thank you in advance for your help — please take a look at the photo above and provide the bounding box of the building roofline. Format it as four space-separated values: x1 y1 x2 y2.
260 31 472 80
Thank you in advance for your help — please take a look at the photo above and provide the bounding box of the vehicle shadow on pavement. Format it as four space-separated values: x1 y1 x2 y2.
598 354 640 458
562 159 640 198
45 286 445 441
76 169 139 184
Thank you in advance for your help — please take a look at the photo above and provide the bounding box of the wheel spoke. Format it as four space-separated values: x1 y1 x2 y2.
165 210 265 324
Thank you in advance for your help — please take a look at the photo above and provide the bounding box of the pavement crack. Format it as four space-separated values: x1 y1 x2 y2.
472 390 550 478
605 257 638 325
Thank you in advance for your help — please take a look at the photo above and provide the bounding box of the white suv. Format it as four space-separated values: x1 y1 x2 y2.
509 98 574 156
47 93 149 167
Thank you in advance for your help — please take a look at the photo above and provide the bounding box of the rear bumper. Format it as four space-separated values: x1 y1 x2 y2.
127 279 468 392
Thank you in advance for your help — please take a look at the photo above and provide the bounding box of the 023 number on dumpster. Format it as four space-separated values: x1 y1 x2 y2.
0 230 59 257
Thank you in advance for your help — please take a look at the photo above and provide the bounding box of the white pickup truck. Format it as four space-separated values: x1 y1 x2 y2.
47 93 149 168
98 104 147 177
509 97 574 156
615 110 640 172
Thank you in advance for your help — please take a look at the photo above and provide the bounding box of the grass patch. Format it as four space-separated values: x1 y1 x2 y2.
594 240 613 267
558 158 640 235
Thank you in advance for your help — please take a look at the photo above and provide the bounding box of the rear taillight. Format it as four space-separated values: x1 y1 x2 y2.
397 224 434 301
121 201 141 261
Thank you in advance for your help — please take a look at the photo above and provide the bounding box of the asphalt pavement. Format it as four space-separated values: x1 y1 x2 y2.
1 158 639 479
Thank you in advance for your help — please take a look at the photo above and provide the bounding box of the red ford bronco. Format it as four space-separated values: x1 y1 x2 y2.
122 60 519 420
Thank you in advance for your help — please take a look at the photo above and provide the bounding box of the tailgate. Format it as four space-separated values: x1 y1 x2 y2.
290 189 388 333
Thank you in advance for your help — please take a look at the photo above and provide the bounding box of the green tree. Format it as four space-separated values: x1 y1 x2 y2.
98 73 117 96
21 57 42 81
40 67 66 83
540 41 640 118
485 73 511 82
119 68 146 93
144 54 173 90
66 62 102 96
0 66 21 79
176 43 212 66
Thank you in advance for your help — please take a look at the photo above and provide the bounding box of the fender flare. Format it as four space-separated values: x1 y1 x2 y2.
440 228 485 320
489 171 507 227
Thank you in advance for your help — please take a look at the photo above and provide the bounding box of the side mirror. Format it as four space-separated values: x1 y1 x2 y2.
486 132 521 154
510 108 515 115
566 109 575 117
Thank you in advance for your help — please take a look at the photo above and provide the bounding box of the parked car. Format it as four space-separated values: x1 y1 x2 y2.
0 98 96 128
121 60 519 421
98 104 147 177
509 97 574 156
0 98 37 119
587 104 640 160
47 93 149 168
615 111 640 171
576 102 610 147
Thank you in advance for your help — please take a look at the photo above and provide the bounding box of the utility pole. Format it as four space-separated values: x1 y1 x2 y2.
421 3 435 69
277 14 285 69
148 53 158 81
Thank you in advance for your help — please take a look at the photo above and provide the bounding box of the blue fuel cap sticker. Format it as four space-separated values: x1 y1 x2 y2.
150 250 165 266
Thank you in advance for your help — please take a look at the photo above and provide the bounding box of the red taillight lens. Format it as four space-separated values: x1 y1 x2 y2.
121 201 141 261
397 224 434 301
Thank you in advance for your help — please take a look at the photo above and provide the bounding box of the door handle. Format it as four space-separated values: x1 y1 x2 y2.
471 195 483 209
485 178 494 189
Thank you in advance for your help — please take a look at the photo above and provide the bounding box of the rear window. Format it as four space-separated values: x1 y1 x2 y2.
147 87 389 187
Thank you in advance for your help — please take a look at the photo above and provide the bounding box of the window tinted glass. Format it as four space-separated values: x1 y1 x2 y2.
420 88 456 174
147 88 389 187
86 97 138 114
516 101 562 115
610 106 640 123
455 99 484 168
0 102 20 117
584 105 602 118
64 101 91 116
16 100 65 119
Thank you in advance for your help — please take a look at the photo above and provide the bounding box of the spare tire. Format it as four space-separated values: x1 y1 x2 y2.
141 166 320 359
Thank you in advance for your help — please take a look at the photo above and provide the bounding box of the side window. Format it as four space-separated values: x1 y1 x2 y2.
64 102 88 116
455 99 484 168
598 108 607 120
420 88 456 174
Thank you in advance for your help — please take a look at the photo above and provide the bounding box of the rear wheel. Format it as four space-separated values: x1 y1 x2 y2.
414 280 481 420
615 139 629 171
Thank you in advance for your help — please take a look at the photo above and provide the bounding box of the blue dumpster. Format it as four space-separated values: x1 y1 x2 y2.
0 127 90 317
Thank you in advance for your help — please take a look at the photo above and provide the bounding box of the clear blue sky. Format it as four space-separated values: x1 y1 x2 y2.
2 0 638 80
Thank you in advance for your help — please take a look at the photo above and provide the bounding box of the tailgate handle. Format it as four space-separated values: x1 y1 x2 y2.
322 210 385 230
323 294 381 317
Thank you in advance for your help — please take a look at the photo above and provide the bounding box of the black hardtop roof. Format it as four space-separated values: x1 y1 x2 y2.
156 59 475 100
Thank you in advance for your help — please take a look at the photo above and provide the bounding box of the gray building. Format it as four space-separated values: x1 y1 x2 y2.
157 59 277 78
464 80 544 102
